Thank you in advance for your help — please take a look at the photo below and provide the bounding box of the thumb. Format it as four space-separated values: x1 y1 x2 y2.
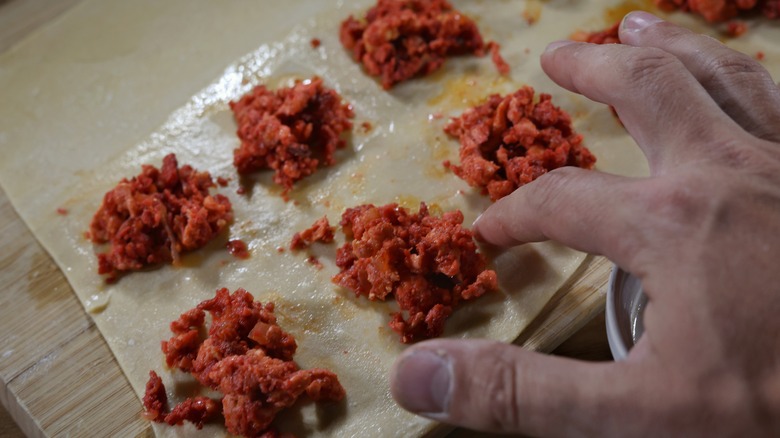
390 339 644 436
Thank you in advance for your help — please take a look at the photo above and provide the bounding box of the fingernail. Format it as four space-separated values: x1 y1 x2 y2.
544 40 575 54
621 11 662 33
393 350 452 414
472 213 483 229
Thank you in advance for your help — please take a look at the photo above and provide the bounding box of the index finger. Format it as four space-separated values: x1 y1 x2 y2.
473 167 647 269
541 39 747 172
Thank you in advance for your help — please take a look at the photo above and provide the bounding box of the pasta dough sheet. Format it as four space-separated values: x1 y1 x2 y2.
2 0 776 436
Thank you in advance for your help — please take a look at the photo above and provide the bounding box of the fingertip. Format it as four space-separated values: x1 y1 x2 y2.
620 11 663 33
619 11 664 44
391 345 453 415
470 206 523 248
543 39 576 54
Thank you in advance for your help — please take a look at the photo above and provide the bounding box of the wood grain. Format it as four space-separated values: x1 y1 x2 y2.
0 187 152 437
0 2 613 436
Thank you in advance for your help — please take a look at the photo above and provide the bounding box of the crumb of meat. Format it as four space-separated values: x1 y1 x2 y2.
89 153 233 280
487 41 511 75
444 86 595 201
227 239 251 259
290 216 335 250
571 22 620 44
654 0 780 22
727 20 748 36
360 121 373 133
756 51 766 60
333 203 499 343
310 38 321 48
230 77 354 198
56 207 68 215
147 288 345 437
339 0 507 89
307 255 324 270
164 397 222 429
143 377 221 430
142 371 168 422
216 176 229 187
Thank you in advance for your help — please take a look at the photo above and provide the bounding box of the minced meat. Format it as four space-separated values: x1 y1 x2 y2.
89 154 232 280
444 86 595 201
339 0 508 89
290 216 335 250
231 77 354 198
333 203 498 343
655 0 780 22
145 288 345 437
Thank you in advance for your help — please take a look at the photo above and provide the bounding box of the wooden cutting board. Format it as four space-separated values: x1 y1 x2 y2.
0 1 612 436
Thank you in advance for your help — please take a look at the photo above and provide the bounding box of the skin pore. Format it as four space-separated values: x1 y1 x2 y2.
390 11 780 437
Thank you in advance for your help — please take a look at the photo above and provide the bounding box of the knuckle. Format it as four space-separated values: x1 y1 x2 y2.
701 51 766 86
527 167 579 211
641 174 709 227
619 48 682 93
716 141 778 175
481 353 522 430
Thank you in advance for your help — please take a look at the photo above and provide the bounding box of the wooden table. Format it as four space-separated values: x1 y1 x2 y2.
0 1 613 436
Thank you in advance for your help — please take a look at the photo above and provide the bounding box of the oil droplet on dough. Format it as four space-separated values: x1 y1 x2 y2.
427 74 510 111
604 0 657 24
523 0 543 24
394 195 422 209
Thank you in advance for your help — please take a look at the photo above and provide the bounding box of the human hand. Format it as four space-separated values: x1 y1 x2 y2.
390 11 780 437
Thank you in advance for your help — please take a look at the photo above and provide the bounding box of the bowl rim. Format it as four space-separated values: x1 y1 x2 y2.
606 264 630 360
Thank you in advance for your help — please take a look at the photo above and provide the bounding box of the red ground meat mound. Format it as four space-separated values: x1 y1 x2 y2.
571 22 620 44
230 77 354 197
655 0 780 22
89 154 233 280
444 86 595 201
144 288 345 437
333 203 498 343
340 0 508 89
290 216 335 250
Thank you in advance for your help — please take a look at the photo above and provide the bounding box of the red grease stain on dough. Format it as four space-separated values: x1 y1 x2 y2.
333 203 498 343
89 153 232 280
56 207 68 215
444 86 595 201
144 288 345 436
339 0 506 89
231 77 354 199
